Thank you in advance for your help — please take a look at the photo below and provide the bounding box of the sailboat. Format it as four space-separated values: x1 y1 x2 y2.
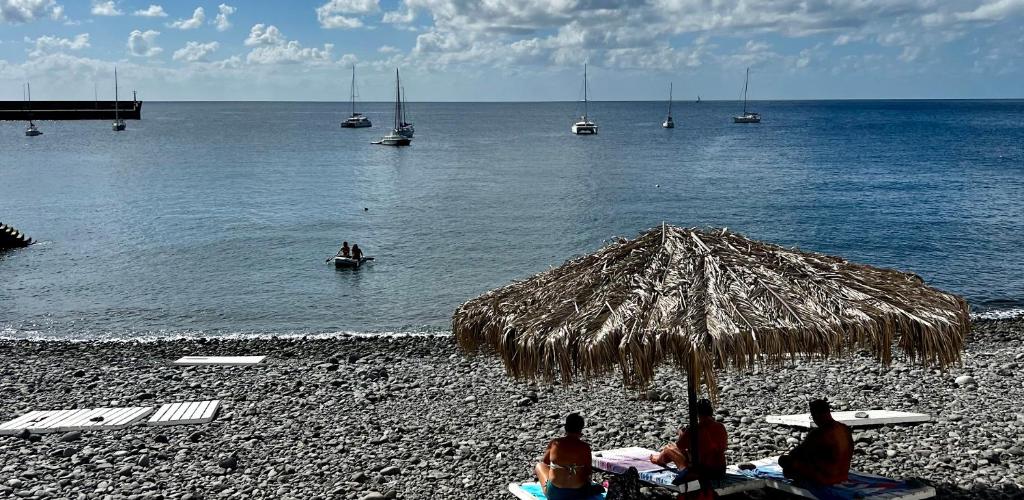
374 68 412 146
112 67 126 131
396 85 413 138
340 64 371 128
696 95 701 103
733 67 761 123
662 82 675 129
571 64 598 135
24 83 42 136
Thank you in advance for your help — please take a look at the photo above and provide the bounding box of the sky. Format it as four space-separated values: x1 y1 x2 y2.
0 0 1022 101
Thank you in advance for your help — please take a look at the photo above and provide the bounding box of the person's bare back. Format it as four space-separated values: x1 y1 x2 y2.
544 436 593 489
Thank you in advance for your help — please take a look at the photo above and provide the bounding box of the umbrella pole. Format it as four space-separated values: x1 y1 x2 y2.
687 352 700 474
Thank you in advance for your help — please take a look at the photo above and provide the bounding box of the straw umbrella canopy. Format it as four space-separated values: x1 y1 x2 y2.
453 225 969 465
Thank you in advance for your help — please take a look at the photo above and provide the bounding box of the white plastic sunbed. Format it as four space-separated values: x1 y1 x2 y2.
0 406 154 435
147 400 221 426
727 456 936 499
172 356 266 366
508 482 605 499
766 410 930 429
592 447 702 492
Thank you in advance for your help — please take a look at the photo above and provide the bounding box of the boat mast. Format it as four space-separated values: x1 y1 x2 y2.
742 67 749 115
394 68 401 130
114 67 120 122
350 64 356 117
401 85 407 125
583 64 588 120
668 82 673 116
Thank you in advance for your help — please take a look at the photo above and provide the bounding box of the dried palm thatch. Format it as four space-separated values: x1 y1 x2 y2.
453 225 969 395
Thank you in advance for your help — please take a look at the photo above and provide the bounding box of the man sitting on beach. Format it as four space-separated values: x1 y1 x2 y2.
536 413 600 499
779 399 853 485
650 398 728 481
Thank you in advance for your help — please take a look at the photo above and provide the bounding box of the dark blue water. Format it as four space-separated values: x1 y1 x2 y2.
2 100 1022 339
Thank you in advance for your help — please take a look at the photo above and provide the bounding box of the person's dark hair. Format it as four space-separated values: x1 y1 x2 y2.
565 413 585 434
697 398 714 417
343 241 348 246
809 399 831 415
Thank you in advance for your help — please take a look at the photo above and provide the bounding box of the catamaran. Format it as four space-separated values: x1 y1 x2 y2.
571 64 597 135
24 83 42 136
112 67 126 131
662 82 675 129
374 69 412 146
733 67 761 123
341 65 371 128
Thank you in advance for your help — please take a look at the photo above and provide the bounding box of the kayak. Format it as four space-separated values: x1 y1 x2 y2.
332 256 372 268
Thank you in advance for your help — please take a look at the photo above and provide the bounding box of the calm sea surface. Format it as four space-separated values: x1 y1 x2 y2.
1 100 1023 339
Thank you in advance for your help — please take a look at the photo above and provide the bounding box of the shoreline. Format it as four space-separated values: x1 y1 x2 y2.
2 318 1023 499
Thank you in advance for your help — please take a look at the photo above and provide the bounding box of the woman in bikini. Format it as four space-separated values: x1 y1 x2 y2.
535 413 599 499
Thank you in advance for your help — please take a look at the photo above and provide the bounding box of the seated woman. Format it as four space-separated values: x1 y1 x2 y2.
650 399 728 480
338 241 351 258
536 413 600 499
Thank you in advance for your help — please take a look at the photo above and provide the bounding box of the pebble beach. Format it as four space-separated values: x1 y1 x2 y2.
2 317 1023 499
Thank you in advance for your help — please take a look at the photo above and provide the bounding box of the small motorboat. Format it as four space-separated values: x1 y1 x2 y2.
332 256 373 268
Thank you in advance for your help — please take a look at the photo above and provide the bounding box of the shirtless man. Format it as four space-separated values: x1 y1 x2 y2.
779 399 854 485
535 413 596 499
649 399 727 479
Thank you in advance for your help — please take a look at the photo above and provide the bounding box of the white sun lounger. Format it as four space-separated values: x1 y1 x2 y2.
147 400 220 426
593 447 702 492
173 356 266 366
508 482 605 499
766 410 930 428
0 406 154 435
727 456 935 499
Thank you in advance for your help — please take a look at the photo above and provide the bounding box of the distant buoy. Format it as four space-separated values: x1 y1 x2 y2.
363 207 368 211
655 184 660 188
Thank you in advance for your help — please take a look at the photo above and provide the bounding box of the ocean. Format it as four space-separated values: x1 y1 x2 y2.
1 100 1022 340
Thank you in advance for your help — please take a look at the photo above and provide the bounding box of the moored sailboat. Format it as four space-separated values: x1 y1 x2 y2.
571 64 597 135
374 69 412 146
112 67 126 131
733 67 761 123
397 85 413 138
662 82 675 129
24 83 42 136
341 64 372 128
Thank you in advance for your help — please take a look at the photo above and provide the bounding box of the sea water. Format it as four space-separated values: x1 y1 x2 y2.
1 100 1022 339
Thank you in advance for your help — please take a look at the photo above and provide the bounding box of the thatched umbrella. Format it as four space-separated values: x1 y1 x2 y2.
453 225 969 466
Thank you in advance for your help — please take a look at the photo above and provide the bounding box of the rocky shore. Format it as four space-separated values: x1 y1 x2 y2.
2 317 1023 499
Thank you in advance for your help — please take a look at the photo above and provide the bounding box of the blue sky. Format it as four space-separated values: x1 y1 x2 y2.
1 0 1022 101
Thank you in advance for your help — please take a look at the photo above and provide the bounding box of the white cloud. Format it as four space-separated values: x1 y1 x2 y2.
243 24 334 65
1 0 65 23
213 3 234 31
173 41 219 62
382 7 414 24
244 23 285 46
169 6 204 30
26 32 89 57
317 0 378 29
133 4 166 17
127 29 161 57
955 0 1024 22
378 45 399 53
90 0 121 16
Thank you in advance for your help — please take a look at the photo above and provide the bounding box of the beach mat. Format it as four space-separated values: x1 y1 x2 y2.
593 447 701 492
732 456 936 499
0 406 154 435
147 400 220 426
173 356 266 366
508 482 605 500
766 410 930 428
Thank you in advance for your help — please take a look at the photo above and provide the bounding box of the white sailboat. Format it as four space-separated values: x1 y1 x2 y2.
340 64 371 128
662 82 675 129
374 68 412 146
397 85 413 138
733 67 761 123
571 64 598 135
24 83 42 136
112 67 126 131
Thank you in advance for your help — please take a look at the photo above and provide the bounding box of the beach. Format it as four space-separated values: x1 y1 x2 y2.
1 317 1022 499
